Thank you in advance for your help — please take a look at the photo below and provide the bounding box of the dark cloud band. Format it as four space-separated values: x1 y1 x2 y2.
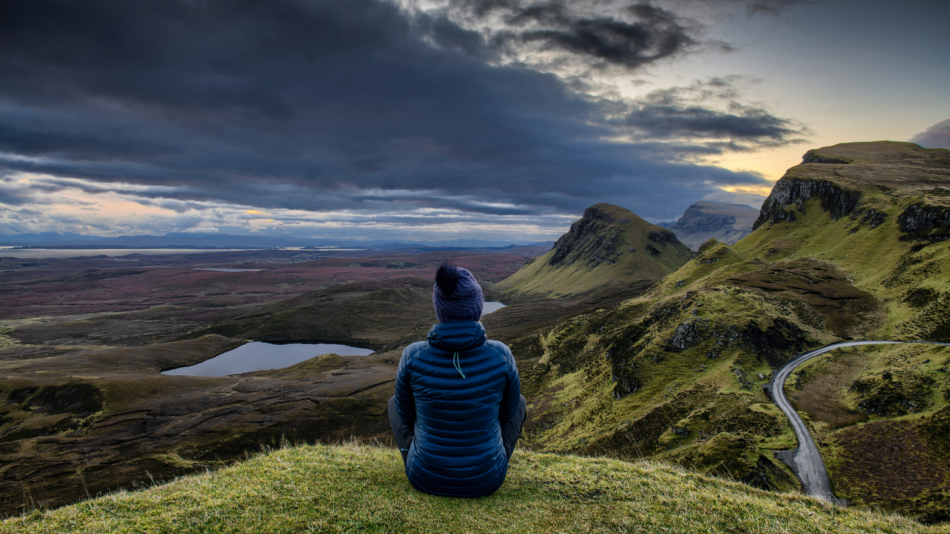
0 0 785 236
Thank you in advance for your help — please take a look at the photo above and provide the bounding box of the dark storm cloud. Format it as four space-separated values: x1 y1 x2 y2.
621 104 800 142
434 1 697 69
612 79 808 150
744 0 817 16
0 0 776 226
508 4 694 69
910 119 950 150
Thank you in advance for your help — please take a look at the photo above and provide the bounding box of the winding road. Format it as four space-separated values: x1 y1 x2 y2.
768 340 950 503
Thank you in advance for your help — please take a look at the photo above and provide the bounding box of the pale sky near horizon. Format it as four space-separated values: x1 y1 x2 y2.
665 0 950 188
0 0 947 242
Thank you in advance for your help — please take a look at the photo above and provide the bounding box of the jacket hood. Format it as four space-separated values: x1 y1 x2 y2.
426 321 487 351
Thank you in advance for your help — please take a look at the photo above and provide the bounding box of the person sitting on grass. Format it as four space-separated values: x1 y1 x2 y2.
388 262 526 497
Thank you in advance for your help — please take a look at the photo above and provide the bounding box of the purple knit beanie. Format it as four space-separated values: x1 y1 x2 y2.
433 263 484 323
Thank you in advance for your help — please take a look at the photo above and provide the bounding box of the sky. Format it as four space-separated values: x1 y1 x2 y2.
0 0 947 243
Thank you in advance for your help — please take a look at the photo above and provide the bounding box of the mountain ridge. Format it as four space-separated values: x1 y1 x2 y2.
666 200 759 250
495 203 693 297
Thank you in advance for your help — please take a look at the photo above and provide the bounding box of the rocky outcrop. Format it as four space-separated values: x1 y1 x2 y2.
666 201 758 250
498 203 693 297
753 178 861 230
549 207 626 268
665 317 810 368
897 203 950 233
581 206 630 226
648 230 678 243
801 150 852 165
850 369 935 416
856 208 887 229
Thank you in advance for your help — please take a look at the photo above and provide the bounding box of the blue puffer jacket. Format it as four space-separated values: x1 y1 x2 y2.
394 321 520 497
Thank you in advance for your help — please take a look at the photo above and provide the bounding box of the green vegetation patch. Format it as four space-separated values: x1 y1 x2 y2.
3 443 945 534
496 203 691 298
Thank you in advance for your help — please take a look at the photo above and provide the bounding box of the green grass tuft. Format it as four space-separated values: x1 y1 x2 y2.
3 443 946 533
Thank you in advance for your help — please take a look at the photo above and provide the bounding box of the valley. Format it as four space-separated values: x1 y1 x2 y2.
1 141 949 524
0 248 530 514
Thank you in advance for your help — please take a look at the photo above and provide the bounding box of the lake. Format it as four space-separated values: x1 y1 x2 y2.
162 342 374 377
163 302 507 377
482 301 506 315
192 268 263 272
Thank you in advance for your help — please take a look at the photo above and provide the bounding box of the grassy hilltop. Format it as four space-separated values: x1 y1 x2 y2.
496 203 692 297
3 443 946 534
498 142 950 520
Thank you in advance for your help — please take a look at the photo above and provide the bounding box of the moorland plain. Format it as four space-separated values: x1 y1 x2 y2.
0 247 538 514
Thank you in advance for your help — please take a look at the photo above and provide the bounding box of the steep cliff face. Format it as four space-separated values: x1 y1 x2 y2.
754 142 950 230
668 201 759 250
548 206 631 268
898 203 950 238
496 203 692 297
753 179 861 230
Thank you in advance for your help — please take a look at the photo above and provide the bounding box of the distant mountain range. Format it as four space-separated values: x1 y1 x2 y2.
660 201 759 250
0 232 550 250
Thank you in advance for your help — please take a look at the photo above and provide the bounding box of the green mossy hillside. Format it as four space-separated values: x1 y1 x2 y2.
510 142 950 519
496 203 692 297
3 443 946 534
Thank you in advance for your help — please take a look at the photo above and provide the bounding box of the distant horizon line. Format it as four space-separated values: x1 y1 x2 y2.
0 232 555 247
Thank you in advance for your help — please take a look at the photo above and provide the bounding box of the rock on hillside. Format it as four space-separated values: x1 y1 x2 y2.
667 201 759 250
495 203 693 297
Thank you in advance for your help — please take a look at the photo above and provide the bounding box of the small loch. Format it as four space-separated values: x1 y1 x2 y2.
482 301 506 315
164 302 507 377
191 268 263 272
162 342 374 377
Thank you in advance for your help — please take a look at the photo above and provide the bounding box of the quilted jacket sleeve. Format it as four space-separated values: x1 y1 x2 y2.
498 344 520 423
394 345 416 430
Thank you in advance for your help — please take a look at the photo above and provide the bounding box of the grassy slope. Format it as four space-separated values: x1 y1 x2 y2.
495 203 691 297
3 443 945 534
505 142 950 518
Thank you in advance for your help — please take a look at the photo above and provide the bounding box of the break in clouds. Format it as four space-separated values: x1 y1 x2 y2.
0 0 808 239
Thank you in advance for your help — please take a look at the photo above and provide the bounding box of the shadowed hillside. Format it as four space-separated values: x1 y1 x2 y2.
495 203 693 297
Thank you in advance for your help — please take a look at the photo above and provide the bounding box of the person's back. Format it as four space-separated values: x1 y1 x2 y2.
389 263 526 497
